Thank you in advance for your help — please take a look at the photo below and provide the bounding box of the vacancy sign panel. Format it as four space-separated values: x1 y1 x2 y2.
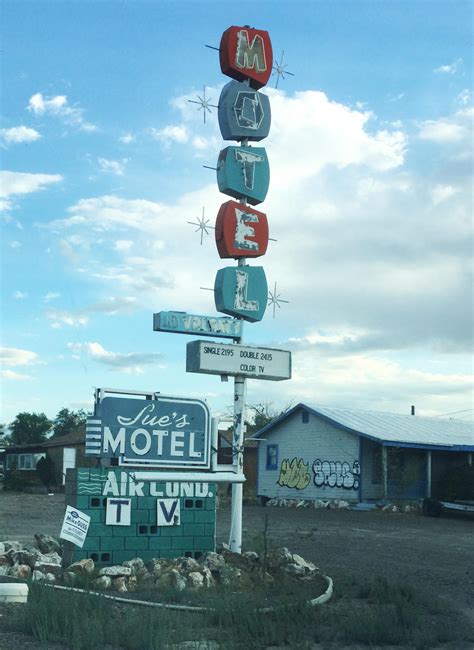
186 340 291 381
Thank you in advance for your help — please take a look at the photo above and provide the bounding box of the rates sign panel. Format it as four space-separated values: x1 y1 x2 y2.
186 340 291 381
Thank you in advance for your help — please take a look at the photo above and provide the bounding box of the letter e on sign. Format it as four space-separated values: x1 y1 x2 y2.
157 499 181 526
219 26 273 89
215 201 268 258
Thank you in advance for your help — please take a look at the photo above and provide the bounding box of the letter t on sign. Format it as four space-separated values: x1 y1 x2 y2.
106 498 131 526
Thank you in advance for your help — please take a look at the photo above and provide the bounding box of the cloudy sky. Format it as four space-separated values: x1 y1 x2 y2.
1 0 472 425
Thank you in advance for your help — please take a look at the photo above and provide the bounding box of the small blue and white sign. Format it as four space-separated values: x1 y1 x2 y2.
214 265 268 322
157 499 181 526
59 506 91 548
153 311 242 340
86 395 211 469
217 146 270 205
218 80 271 141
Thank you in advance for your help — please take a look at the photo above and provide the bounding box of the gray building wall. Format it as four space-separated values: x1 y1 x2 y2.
257 409 360 502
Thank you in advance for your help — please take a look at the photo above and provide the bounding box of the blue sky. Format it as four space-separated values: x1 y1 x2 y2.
1 0 472 426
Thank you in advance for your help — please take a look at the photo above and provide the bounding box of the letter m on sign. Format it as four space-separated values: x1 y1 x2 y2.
157 499 181 526
219 26 273 90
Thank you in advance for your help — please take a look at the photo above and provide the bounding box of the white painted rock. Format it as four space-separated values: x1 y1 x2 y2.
93 575 112 590
9 563 32 579
112 576 128 592
122 557 144 574
187 571 204 589
0 582 29 603
67 559 95 575
99 565 132 578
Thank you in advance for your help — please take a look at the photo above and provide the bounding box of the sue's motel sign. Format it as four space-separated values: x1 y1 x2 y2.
85 395 210 468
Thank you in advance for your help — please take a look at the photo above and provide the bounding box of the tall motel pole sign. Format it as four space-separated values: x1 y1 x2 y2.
60 25 290 567
154 25 292 553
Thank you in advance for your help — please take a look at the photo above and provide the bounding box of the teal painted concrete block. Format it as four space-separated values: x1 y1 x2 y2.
172 537 194 549
194 537 215 551
159 526 182 537
131 510 150 524
205 499 216 511
214 265 267 322
180 511 195 523
149 537 173 550
183 523 205 537
75 496 90 509
217 146 269 205
125 537 149 550
194 511 216 523
103 537 126 551
82 536 101 551
204 523 216 537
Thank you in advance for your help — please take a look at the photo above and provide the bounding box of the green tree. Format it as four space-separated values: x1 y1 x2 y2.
52 408 87 438
9 412 52 445
245 402 293 436
0 423 12 446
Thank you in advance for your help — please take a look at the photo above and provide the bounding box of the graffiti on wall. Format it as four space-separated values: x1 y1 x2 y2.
312 459 360 490
277 458 311 490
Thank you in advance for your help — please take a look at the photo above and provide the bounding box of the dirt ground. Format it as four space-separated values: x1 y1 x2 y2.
0 491 473 648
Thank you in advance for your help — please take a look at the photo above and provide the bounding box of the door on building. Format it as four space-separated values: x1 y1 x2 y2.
62 448 77 485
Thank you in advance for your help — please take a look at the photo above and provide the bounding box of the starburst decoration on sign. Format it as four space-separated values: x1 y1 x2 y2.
267 282 290 318
188 207 214 245
272 51 295 89
188 86 218 124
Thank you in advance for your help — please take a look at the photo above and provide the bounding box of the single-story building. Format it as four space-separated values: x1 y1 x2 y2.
4 429 95 490
253 403 474 503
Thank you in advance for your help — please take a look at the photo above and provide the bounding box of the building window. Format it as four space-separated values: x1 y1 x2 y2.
266 444 278 470
6 455 18 470
7 453 45 471
372 446 382 484
302 411 309 424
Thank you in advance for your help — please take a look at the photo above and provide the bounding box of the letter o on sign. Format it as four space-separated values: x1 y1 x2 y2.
130 428 151 455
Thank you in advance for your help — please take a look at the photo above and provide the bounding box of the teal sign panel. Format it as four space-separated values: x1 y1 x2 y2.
86 396 210 468
214 265 267 322
153 311 242 340
216 146 269 206
218 81 271 142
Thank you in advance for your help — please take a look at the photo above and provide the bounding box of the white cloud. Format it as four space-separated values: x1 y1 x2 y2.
9 241 21 249
44 292 61 302
13 291 28 300
119 133 135 144
0 347 39 366
27 92 97 132
46 309 89 328
114 240 133 251
434 58 463 74
67 342 164 373
98 157 128 176
0 171 62 200
150 124 189 146
46 297 138 328
0 370 32 381
431 184 458 205
419 108 472 143
0 126 41 144
457 89 472 106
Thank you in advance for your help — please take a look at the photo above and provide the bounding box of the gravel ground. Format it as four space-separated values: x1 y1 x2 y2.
0 491 473 648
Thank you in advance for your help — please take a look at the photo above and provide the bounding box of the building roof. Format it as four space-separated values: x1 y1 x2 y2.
253 403 474 451
5 429 85 453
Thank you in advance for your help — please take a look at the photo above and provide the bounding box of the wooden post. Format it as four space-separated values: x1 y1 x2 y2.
382 446 388 500
426 450 432 498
